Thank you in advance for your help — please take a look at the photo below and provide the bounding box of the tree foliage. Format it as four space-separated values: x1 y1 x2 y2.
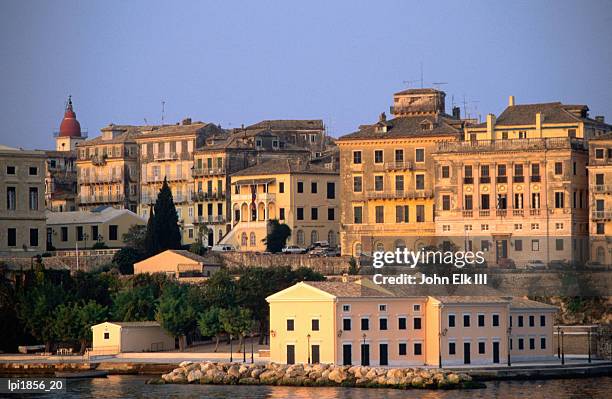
122 224 147 253
197 306 224 352
264 220 291 253
146 178 182 256
112 247 143 275
155 284 195 351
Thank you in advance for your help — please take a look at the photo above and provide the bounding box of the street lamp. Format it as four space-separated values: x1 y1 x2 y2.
362 333 367 366
438 328 448 369
557 326 561 359
561 329 565 365
307 334 311 364
507 326 512 366
588 328 592 364
229 334 233 363
243 333 247 363
251 333 255 364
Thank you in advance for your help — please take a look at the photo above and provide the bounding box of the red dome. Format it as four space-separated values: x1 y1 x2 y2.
59 96 82 137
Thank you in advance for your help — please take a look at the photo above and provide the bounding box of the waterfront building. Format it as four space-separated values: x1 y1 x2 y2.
336 88 465 256
267 278 557 366
244 119 331 156
433 97 611 267
76 124 142 212
133 249 221 279
588 132 612 266
91 321 175 355
45 206 145 250
0 145 47 255
222 158 340 251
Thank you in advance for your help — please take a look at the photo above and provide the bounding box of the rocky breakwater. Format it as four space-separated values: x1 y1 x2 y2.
151 361 484 390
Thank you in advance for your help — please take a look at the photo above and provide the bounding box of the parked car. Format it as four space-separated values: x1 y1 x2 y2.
548 260 569 270
308 248 328 257
526 260 546 270
323 248 341 257
498 258 516 269
585 260 604 269
282 245 307 254
211 244 235 252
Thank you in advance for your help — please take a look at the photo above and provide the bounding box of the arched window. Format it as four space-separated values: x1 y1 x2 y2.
311 230 319 244
218 230 223 244
250 232 256 247
596 246 605 263
375 242 385 252
354 242 362 257
296 230 305 246
241 232 248 247
328 230 336 246
394 239 406 251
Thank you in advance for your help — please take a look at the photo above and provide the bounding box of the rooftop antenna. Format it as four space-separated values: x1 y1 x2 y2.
462 95 480 119
432 82 448 90
144 118 148 125
161 100 165 124
402 79 420 88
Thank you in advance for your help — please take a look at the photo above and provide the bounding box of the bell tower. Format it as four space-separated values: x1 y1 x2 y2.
55 96 86 151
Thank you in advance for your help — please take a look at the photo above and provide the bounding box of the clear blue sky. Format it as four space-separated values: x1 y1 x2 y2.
0 0 610 149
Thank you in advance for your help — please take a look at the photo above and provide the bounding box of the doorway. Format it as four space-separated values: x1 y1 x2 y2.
493 342 500 364
286 345 295 364
342 344 352 365
463 342 471 364
379 343 388 366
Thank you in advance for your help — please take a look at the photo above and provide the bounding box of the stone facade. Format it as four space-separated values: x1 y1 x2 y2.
588 132 612 266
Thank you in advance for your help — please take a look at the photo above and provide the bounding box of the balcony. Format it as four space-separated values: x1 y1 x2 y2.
191 191 227 202
530 175 541 182
513 176 525 183
592 184 612 194
233 193 276 202
462 210 473 217
194 215 227 224
144 173 188 183
463 177 474 184
479 176 491 184
496 176 508 183
496 209 508 217
192 167 226 177
479 210 490 217
530 209 541 216
78 194 125 204
91 155 107 166
384 161 413 171
512 209 525 217
436 137 587 153
366 190 433 200
592 211 612 220
79 174 124 184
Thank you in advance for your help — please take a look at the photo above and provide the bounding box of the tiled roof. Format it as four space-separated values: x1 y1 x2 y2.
167 249 220 265
495 102 583 126
304 281 394 298
394 88 444 96
78 128 141 146
111 321 162 328
338 114 462 141
246 120 324 131
231 158 337 177
136 122 215 138
46 207 144 225
433 296 510 304
509 297 558 310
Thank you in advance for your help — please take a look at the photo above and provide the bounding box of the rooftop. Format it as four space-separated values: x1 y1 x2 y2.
231 158 337 177
46 207 144 225
246 119 324 131
338 114 462 141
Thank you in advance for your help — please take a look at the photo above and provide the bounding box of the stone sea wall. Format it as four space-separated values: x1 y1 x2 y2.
152 361 482 390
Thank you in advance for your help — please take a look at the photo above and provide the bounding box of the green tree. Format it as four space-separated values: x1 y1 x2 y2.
197 306 224 352
203 268 236 309
263 220 291 253
189 224 209 255
122 224 147 253
112 286 157 321
219 307 253 352
52 300 107 354
155 284 195 351
144 204 158 256
348 257 360 275
76 301 108 354
147 178 182 256
0 268 20 352
112 247 143 275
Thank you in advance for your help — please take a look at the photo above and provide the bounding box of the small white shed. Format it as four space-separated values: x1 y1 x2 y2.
91 321 175 355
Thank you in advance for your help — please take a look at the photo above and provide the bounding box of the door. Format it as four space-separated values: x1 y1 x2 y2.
311 345 320 364
207 231 214 246
463 342 471 364
496 239 508 263
361 344 370 366
342 344 352 365
286 345 295 365
379 343 388 366
493 342 500 364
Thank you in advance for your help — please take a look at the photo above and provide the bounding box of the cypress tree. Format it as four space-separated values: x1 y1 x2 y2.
144 204 157 256
152 178 182 254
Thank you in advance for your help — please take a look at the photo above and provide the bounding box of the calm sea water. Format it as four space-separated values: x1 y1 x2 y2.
26 375 612 399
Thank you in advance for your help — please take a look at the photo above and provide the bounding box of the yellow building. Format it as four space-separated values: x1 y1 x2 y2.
222 158 340 251
46 206 145 250
136 119 224 245
588 132 612 266
76 124 141 212
0 145 47 255
133 249 221 279
267 278 557 366
91 321 175 355
337 88 464 256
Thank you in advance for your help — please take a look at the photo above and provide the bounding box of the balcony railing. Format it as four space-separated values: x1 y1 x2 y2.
366 190 433 200
513 176 525 183
479 176 491 184
496 176 508 183
530 176 541 182
592 211 612 220
192 167 226 177
384 161 413 171
437 137 587 153
194 215 227 224
144 173 188 183
79 174 124 184
78 194 125 204
592 184 612 193
232 193 276 202
191 191 227 202
463 177 474 184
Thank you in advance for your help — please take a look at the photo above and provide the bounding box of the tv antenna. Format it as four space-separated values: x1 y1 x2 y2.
461 95 480 119
432 82 448 89
161 100 166 124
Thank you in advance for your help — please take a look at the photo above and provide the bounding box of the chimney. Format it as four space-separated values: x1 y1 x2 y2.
452 106 461 119
486 113 496 140
536 112 543 137
595 116 605 123
508 95 515 107
182 118 192 125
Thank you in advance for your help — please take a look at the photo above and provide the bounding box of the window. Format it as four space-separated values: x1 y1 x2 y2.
481 194 490 210
464 165 473 177
326 182 335 199
595 148 605 159
361 318 369 331
481 224 489 231
374 150 383 163
327 208 335 221
378 304 387 312
297 207 304 220
353 176 362 192
279 182 284 193
415 174 425 190
374 175 384 191
297 182 304 193
342 304 351 312
395 149 404 162
464 195 473 210
343 318 351 331
532 240 540 251
413 317 422 329
555 192 564 208
449 342 456 355
7 228 16 247
29 188 38 210
529 338 535 350
529 315 535 327
518 338 524 350
104 332 110 340
518 315 524 327
286 319 294 331
501 131 508 140
597 223 605 235
395 205 409 223
398 317 407 330
353 151 362 164
279 208 285 220
6 165 15 175
395 175 404 191
448 314 456 327
312 319 319 331
29 166 38 176
478 342 486 354
311 207 318 220
375 206 384 223
413 304 421 312
399 343 407 356
540 315 546 327
441 166 450 178
595 174 605 185
492 314 500 327
442 195 451 211
311 182 318 194
556 239 564 251
109 225 118 241
76 226 84 241
415 148 425 162
353 207 363 224
463 314 470 327
478 314 485 327
250 232 256 246
416 205 425 222
7 187 16 210
61 227 68 242
29 228 38 247
515 239 523 251
531 223 540 230
379 318 388 330
414 343 422 355
554 162 563 175
540 337 547 350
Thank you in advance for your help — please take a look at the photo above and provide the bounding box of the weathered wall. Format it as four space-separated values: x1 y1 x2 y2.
217 252 350 275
